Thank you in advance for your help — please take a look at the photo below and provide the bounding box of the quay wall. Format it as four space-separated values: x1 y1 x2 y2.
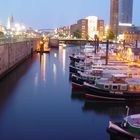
0 39 38 79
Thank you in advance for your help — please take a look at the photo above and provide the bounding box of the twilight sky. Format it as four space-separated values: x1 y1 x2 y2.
0 0 139 29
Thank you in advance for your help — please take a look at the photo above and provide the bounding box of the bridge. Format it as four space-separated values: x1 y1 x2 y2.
59 38 114 45
38 29 55 32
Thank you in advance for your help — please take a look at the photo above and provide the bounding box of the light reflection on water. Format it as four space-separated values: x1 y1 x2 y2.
53 63 57 83
59 46 66 75
40 53 47 82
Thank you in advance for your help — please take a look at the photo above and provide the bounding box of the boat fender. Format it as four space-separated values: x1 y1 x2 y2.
123 122 127 128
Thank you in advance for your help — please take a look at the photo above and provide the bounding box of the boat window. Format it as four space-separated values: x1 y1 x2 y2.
128 85 140 91
112 85 118 90
104 85 109 89
89 77 94 80
135 85 140 91
128 85 134 91
120 85 127 91
128 74 132 78
83 76 87 80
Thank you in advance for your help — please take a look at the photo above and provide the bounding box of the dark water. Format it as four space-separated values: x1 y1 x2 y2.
0 46 139 140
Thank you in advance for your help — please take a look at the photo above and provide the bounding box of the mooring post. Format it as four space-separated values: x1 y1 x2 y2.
94 40 97 54
123 40 125 49
97 38 99 52
136 40 138 48
106 40 109 65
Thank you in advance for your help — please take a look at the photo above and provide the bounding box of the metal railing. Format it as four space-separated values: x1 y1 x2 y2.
0 36 38 45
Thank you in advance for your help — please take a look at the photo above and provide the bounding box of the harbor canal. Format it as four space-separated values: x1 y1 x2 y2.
0 46 139 140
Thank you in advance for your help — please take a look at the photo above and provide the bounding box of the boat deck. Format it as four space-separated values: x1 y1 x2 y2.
126 115 140 128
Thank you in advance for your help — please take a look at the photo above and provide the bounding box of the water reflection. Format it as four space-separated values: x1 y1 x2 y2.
40 54 47 81
62 49 66 74
108 130 133 140
34 72 39 86
59 46 66 75
0 56 37 112
71 89 85 102
54 53 57 58
71 86 140 119
53 63 57 83
83 101 138 119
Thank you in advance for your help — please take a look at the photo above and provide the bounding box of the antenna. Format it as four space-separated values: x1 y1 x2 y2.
126 106 130 117
123 106 130 127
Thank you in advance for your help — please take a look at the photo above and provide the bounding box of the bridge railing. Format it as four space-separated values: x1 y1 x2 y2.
0 37 38 45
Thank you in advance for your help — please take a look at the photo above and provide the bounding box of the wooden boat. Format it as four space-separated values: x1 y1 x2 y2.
71 69 103 90
107 107 140 139
84 74 140 101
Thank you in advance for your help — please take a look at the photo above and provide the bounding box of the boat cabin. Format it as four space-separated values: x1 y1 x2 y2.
111 74 127 84
95 74 128 91
91 69 103 76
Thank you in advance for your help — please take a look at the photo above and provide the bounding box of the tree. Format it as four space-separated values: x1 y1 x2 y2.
0 31 4 38
106 29 115 40
58 33 65 38
73 30 81 39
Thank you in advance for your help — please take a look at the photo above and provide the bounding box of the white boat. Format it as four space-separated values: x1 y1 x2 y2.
108 107 140 139
84 43 95 53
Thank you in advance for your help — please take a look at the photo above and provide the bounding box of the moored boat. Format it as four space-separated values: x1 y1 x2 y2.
71 69 103 90
107 107 140 139
84 43 95 53
84 74 140 101
69 54 85 63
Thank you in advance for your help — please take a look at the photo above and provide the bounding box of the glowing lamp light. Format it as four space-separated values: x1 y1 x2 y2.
15 23 20 28
22 26 26 30
40 41 44 45
119 23 132 27
128 48 132 55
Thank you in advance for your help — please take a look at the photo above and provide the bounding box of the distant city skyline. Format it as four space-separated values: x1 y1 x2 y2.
0 0 139 29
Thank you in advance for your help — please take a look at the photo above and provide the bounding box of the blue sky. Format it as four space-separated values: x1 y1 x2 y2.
0 0 139 29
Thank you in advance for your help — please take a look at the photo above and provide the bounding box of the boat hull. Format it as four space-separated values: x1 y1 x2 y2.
71 75 95 90
84 84 140 101
69 65 84 75
107 121 140 139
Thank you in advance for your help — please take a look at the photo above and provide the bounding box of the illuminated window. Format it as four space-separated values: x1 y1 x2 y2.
120 85 127 91
104 85 109 89
112 85 118 90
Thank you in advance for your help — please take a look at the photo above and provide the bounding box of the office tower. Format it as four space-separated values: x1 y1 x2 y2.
110 0 119 37
97 19 104 40
110 0 133 36
86 16 98 39
119 0 133 26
